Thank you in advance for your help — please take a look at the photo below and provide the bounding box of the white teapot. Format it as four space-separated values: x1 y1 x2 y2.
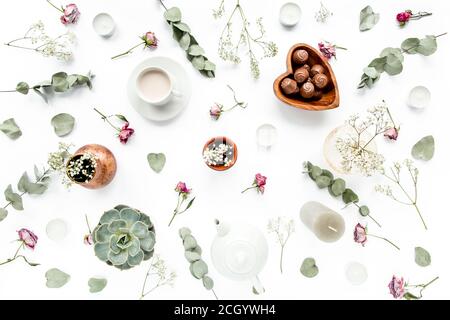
210 219 268 294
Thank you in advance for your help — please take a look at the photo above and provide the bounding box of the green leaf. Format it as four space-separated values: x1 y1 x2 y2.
188 45 205 56
51 113 75 137
309 166 322 180
4 184 23 210
411 135 435 161
403 292 419 300
417 35 438 56
185 251 201 262
45 268 70 288
164 7 182 22
401 38 420 54
173 22 191 33
115 114 128 123
184 197 195 211
66 75 78 87
383 54 403 75
147 153 166 173
204 60 216 71
363 67 378 79
88 277 107 293
33 88 48 103
380 47 404 62
190 260 208 279
0 208 8 222
179 33 191 50
18 172 30 193
315 176 331 189
359 205 370 217
202 276 214 290
368 56 387 73
342 188 359 204
415 247 431 267
329 178 346 197
183 235 197 250
300 257 319 278
0 118 22 140
179 227 191 239
16 82 29 94
51 72 69 92
359 5 379 31
191 56 205 70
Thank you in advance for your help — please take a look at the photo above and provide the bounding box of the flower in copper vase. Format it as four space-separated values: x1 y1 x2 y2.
396 10 432 27
119 122 135 144
317 41 347 60
384 127 399 141
242 173 267 194
169 182 195 227
18 228 38 250
388 275 406 299
210 103 223 120
112 31 158 59
353 223 367 246
94 108 134 144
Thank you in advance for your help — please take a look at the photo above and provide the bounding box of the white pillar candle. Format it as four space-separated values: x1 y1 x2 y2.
300 201 345 242
93 13 116 37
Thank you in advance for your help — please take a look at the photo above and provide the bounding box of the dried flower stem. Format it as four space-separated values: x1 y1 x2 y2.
0 242 39 267
406 276 439 298
168 194 195 227
140 255 176 299
268 218 295 274
93 108 121 132
402 32 447 53
111 41 145 60
367 234 400 250
352 203 382 228
46 0 64 13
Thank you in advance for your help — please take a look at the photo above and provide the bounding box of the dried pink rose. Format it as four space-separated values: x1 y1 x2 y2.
318 41 346 60
175 182 191 195
17 228 38 250
169 182 195 226
353 223 367 246
83 233 93 245
210 103 222 120
142 32 158 48
118 122 135 144
384 127 399 141
60 4 80 25
388 275 406 299
242 173 267 194
396 11 411 25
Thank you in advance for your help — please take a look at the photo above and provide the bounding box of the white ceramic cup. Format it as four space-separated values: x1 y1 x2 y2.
135 67 181 106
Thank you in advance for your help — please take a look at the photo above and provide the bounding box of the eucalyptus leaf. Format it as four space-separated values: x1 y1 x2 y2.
330 178 346 197
0 208 7 221
183 235 197 250
185 251 201 262
417 35 438 56
380 47 404 62
404 292 419 300
359 205 370 217
16 82 29 95
415 247 431 267
363 67 378 78
315 176 331 189
173 22 191 33
88 277 107 293
300 258 319 278
179 33 191 50
190 260 208 279
309 166 322 180
4 184 23 210
202 276 214 290
115 114 128 123
164 7 182 22
368 56 387 73
342 188 359 204
18 172 30 193
191 56 206 70
51 113 75 137
411 135 435 161
401 38 420 53
147 153 166 173
51 72 69 92
0 118 22 140
359 6 379 31
188 45 205 56
33 88 48 103
204 60 216 71
45 268 70 288
179 227 191 239
384 55 403 75
185 197 195 211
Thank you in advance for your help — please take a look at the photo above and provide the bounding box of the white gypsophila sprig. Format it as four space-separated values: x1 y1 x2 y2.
140 255 176 299
5 21 75 61
215 0 278 79
267 217 295 273
203 143 233 167
335 101 394 176
315 2 333 23
376 160 426 230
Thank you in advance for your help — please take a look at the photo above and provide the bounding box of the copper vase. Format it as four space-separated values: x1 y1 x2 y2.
67 144 117 189
203 136 238 171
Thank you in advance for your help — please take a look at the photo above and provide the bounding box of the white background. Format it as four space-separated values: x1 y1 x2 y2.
0 0 448 300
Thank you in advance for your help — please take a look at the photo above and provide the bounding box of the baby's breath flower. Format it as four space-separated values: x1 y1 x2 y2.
140 255 176 299
268 217 295 274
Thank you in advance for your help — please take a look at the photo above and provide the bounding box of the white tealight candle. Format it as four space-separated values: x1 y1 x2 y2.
93 13 116 37
256 123 278 149
279 2 302 27
407 86 431 109
300 201 345 243
46 218 68 241
345 262 368 285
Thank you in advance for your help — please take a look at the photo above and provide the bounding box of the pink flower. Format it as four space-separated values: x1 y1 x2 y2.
17 228 38 250
396 11 411 25
118 122 135 144
254 173 267 194
142 32 158 48
83 234 93 245
318 42 337 60
210 103 222 120
384 127 399 141
353 223 367 246
388 275 406 299
60 4 80 25
175 181 191 195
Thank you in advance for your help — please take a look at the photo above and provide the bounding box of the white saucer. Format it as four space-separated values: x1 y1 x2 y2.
127 56 191 121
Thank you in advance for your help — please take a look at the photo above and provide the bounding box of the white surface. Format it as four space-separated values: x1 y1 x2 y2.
0 0 448 300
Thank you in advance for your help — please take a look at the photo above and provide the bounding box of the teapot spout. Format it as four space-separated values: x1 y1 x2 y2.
215 219 230 237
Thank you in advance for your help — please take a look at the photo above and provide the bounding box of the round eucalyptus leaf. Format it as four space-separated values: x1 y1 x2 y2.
383 54 403 75
202 276 214 290
164 7 182 22
401 38 420 53
45 268 70 288
183 235 197 250
363 67 378 79
329 178 346 197
179 33 191 50
0 118 22 140
179 227 191 239
173 22 191 33
368 56 387 73
204 60 216 71
321 169 334 181
16 82 29 95
185 251 201 262
190 260 208 279
315 176 331 189
300 258 319 278
415 247 431 267
0 208 8 222
380 47 404 62
51 113 75 137
342 188 359 204
88 277 107 293
147 153 166 173
188 45 205 56
359 205 370 217
411 135 435 161
191 56 205 70
417 36 437 56
51 72 69 92
359 5 379 31
309 166 322 180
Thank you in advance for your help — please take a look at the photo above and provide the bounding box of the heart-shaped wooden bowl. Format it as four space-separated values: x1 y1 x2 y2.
273 43 340 111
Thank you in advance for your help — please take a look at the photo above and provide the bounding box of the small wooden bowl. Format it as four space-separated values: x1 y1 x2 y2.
273 43 340 111
203 136 238 171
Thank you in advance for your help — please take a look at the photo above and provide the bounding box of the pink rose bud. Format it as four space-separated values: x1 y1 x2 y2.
83 234 93 245
396 11 411 24
175 181 191 194
318 42 336 60
143 32 158 48
384 127 399 140
17 228 38 250
388 275 406 299
210 104 222 120
118 122 135 144
353 223 367 246
60 3 81 25
254 173 267 194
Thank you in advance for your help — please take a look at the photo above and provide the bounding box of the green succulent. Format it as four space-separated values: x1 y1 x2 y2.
93 205 156 270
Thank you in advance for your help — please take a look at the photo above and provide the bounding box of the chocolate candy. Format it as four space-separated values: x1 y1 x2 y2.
294 67 309 84
281 78 299 95
300 82 315 99
313 73 329 89
310 64 325 76
293 49 309 65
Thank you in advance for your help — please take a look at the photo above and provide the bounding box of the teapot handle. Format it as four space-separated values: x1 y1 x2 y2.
251 276 265 295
